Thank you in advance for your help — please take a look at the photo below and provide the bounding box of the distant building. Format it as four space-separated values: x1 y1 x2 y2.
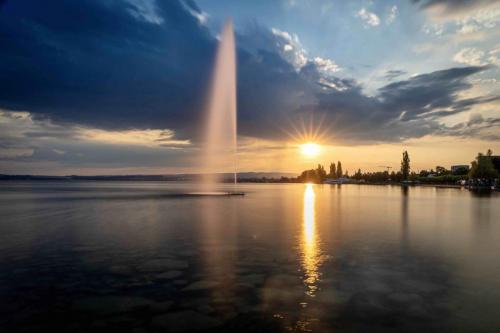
451 165 469 173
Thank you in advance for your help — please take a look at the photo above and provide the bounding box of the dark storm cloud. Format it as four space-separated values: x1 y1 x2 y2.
437 115 500 141
378 66 492 121
0 0 215 139
229 24 317 139
231 24 497 142
307 65 498 142
0 0 498 146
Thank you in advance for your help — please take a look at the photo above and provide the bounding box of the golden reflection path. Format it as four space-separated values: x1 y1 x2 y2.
301 184 324 297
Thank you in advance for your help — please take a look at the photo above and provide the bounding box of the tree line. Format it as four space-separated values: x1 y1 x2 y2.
296 149 499 184
297 161 346 183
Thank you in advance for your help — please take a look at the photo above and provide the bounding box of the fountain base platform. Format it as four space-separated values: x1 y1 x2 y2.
187 191 245 196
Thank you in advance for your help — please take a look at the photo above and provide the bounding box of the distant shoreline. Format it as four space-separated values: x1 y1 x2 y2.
0 173 297 182
0 175 464 189
1 177 497 192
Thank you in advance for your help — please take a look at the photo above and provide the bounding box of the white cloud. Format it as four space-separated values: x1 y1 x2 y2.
423 23 445 36
313 57 341 74
125 0 164 25
318 78 348 91
453 48 486 66
79 128 190 147
192 11 209 25
271 28 342 74
487 46 500 66
272 28 308 69
458 23 480 34
0 111 35 158
0 110 189 156
386 6 398 25
453 46 500 66
179 0 208 24
471 78 499 85
422 3 500 41
454 8 500 37
422 0 500 21
356 8 380 27
0 110 195 173
271 28 295 43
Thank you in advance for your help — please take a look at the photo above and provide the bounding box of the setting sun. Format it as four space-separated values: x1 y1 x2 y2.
300 142 321 158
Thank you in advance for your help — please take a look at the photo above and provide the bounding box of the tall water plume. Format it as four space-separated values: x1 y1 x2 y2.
202 19 237 191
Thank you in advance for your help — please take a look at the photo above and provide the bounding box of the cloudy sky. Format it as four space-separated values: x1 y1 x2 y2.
1 0 499 175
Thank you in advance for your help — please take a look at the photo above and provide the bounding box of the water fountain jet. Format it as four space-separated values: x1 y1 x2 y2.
198 18 242 196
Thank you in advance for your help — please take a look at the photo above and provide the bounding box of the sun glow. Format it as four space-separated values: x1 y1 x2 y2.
300 142 321 158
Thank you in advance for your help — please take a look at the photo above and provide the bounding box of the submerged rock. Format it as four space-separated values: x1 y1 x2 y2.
197 304 215 314
73 296 152 316
234 282 254 293
138 259 189 272
260 274 303 308
240 273 266 286
220 312 286 333
178 296 211 310
173 279 188 286
151 310 221 332
316 289 350 306
407 304 431 319
182 280 219 291
155 270 183 280
109 265 134 276
363 280 393 294
260 287 303 307
387 292 423 306
344 292 390 320
399 279 445 295
150 301 174 313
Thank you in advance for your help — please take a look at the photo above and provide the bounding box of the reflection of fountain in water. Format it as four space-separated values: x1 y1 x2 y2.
202 19 237 192
197 198 238 318
301 184 325 296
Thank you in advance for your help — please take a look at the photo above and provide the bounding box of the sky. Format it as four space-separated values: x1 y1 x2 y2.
0 0 499 175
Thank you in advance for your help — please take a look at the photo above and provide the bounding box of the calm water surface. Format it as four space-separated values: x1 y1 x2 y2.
0 181 499 332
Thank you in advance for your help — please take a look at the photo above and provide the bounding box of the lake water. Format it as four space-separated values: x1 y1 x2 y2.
0 181 499 332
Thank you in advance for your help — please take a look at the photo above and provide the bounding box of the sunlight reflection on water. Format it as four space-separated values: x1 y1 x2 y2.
301 184 325 297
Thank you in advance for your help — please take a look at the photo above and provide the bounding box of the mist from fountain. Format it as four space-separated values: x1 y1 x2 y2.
201 19 238 193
